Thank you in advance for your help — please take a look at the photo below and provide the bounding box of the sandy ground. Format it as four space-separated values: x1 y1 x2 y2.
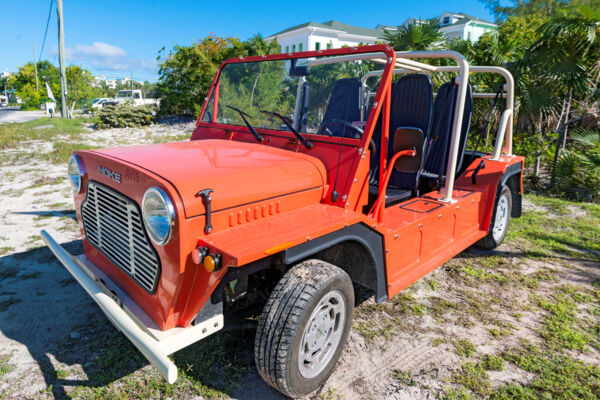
0 121 195 397
0 121 598 399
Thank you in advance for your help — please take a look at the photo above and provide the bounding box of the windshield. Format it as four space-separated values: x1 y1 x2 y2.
117 91 132 98
201 53 386 138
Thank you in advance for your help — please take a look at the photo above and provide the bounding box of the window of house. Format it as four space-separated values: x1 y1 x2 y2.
280 46 284 53
326 43 332 49
315 42 320 50
443 16 450 25
292 44 296 52
299 43 303 51
467 31 472 41
285 45 289 53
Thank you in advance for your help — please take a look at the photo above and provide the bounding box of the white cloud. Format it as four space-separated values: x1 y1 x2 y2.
59 42 157 75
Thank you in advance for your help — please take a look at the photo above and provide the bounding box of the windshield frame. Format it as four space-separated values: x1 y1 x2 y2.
196 44 397 150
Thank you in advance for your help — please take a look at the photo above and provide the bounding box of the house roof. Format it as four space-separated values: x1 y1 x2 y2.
267 20 384 39
441 12 496 27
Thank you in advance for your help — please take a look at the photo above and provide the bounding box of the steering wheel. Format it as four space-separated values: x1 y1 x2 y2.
318 119 376 156
318 119 363 138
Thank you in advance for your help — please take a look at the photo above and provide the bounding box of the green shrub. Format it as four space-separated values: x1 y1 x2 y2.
98 104 157 128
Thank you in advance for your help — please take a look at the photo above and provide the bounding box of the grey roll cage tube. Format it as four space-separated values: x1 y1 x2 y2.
291 50 515 203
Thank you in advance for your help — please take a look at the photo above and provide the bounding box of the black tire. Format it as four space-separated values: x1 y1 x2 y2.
255 260 354 398
476 185 512 250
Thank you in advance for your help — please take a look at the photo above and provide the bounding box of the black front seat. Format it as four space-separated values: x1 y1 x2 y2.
369 74 434 204
319 78 362 137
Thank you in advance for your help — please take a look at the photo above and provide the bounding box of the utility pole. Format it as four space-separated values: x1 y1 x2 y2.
33 41 39 92
56 0 68 118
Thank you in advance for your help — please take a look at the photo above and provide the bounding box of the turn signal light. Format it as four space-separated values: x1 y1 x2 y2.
204 253 222 272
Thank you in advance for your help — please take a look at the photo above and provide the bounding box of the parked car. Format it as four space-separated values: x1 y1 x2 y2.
104 90 159 107
90 98 112 109
42 45 524 398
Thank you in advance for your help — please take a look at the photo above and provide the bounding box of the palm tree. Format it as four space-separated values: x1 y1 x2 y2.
554 128 600 200
383 19 445 51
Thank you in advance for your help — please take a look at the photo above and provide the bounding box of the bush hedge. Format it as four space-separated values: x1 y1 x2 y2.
98 104 157 128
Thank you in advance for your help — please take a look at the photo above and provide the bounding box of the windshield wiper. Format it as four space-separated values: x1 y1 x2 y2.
260 110 313 149
225 105 263 142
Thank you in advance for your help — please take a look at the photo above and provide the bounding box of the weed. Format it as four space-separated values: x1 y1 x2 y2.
480 354 505 371
56 368 69 379
0 246 14 255
533 293 590 351
0 354 14 378
454 339 477 358
430 337 447 347
498 343 600 399
318 388 342 400
42 142 99 165
451 362 490 396
392 369 417 386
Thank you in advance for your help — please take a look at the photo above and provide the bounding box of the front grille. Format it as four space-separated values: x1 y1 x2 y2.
81 181 160 293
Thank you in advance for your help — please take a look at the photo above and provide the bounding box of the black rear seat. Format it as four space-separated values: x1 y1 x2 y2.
422 80 473 186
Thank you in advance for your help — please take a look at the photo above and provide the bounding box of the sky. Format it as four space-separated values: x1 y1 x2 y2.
2 0 495 82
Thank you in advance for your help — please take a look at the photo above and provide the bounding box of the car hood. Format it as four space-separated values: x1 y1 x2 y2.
89 139 327 217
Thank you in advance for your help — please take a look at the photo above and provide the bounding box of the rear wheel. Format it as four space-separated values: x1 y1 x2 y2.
477 185 512 250
254 260 354 398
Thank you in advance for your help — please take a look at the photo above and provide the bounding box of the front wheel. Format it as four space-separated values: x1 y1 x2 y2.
255 260 354 398
476 185 512 250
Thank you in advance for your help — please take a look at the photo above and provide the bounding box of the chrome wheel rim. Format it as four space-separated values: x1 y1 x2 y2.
298 290 346 379
492 193 509 242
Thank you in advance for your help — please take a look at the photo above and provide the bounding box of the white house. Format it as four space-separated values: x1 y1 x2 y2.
267 12 497 54
392 12 497 42
437 12 497 41
265 21 383 53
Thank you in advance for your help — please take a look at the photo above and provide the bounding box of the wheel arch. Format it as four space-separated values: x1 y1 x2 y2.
499 162 523 218
283 223 387 303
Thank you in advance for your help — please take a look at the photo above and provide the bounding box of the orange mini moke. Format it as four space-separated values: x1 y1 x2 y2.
43 44 523 398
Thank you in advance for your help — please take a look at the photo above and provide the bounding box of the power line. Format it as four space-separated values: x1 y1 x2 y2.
39 0 55 62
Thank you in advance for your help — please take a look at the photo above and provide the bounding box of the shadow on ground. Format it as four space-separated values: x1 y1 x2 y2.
0 238 281 399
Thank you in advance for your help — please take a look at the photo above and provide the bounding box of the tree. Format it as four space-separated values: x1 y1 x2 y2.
156 33 280 116
383 19 445 51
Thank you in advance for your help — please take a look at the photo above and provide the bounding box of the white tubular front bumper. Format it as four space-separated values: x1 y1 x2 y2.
41 230 223 384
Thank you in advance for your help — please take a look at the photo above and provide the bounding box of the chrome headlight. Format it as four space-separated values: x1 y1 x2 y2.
142 187 175 246
67 155 84 193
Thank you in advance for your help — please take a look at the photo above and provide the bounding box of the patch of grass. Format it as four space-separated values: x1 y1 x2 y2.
392 369 417 386
430 337 447 347
152 133 191 143
451 362 490 397
533 293 590 351
0 354 14 378
426 279 439 291
354 321 378 340
429 296 456 318
317 388 342 400
497 342 600 399
488 327 510 338
41 142 99 165
0 118 88 150
454 339 477 358
0 246 14 255
480 354 505 371
442 387 474 400
507 196 600 262
56 368 69 379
